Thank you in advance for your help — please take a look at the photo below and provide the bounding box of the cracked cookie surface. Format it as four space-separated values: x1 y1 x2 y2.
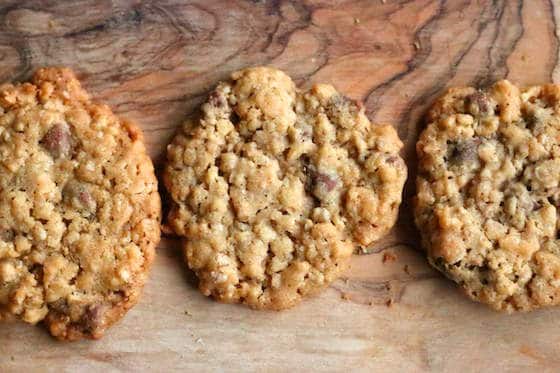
164 67 406 309
0 68 161 339
415 80 560 312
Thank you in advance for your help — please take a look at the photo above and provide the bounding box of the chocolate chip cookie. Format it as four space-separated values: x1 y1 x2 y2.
0 68 161 339
415 80 560 312
164 67 406 309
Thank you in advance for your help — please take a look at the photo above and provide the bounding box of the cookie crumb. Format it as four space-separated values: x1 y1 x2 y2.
386 299 393 307
354 17 360 24
184 310 192 317
413 41 420 50
161 224 174 235
341 292 351 301
382 251 397 263
404 264 410 275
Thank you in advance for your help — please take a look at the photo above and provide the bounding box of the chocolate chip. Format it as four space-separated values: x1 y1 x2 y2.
301 155 339 197
78 190 95 209
386 155 400 164
466 91 492 116
447 138 481 165
301 155 314 193
63 183 97 214
0 227 14 242
82 304 106 332
327 95 360 119
41 123 73 159
208 90 227 108
49 298 69 314
314 172 338 192
433 257 446 270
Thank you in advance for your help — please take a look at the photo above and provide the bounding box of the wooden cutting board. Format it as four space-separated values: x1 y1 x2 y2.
2 0 560 371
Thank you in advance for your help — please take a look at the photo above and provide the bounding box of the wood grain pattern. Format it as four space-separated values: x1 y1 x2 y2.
2 0 560 371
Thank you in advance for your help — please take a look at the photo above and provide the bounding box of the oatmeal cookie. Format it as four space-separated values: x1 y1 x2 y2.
164 67 406 309
0 68 161 339
415 80 560 312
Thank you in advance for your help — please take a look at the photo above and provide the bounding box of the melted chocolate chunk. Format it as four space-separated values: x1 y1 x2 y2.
466 91 492 116
447 138 481 165
63 183 97 214
301 155 339 194
301 155 314 193
82 304 106 332
41 123 73 159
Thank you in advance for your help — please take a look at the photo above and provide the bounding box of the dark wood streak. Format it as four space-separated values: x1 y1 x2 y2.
480 0 507 85
510 0 525 81
11 39 32 81
363 0 444 117
473 0 515 86
65 8 143 37
395 2 495 124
